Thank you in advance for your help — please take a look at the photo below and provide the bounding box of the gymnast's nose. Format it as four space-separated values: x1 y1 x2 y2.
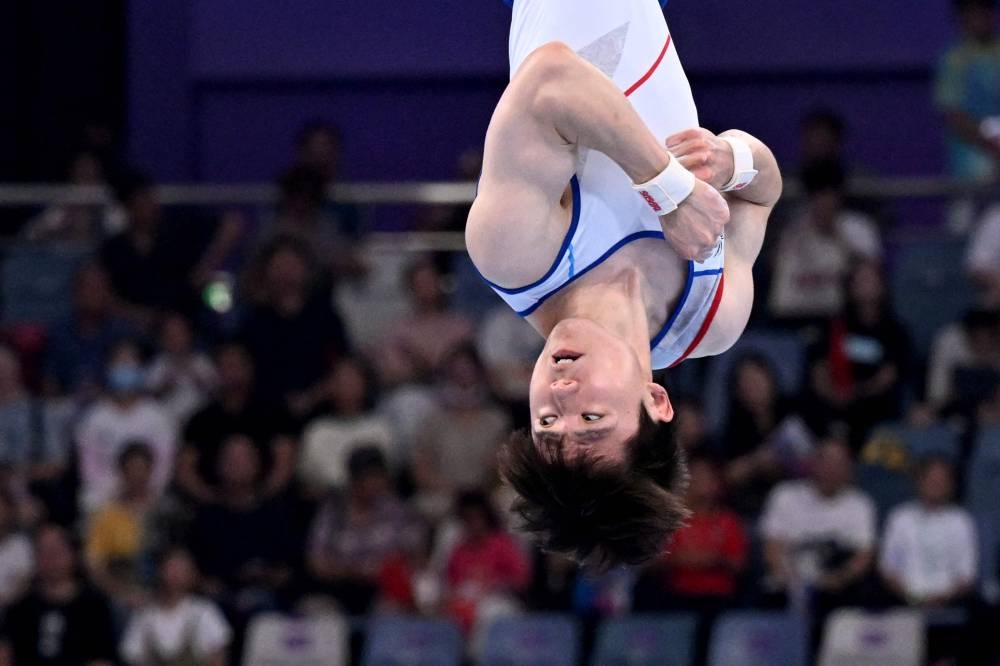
550 379 578 395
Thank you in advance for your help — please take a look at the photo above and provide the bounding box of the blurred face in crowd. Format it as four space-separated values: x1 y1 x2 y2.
160 549 198 597
812 440 853 496
160 313 194 357
74 263 113 318
217 345 254 395
687 458 723 508
297 126 341 181
407 262 445 312
917 460 955 507
127 186 161 231
328 358 368 415
0 346 23 399
352 467 390 506
673 400 707 452
808 187 843 230
848 261 885 309
120 449 154 498
266 246 311 300
106 342 146 400
801 117 843 164
459 505 493 541
35 526 76 585
734 358 776 413
959 3 997 42
0 494 14 536
217 435 261 490
69 152 104 186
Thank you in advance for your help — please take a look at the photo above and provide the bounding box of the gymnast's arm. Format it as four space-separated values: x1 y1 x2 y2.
466 41 730 279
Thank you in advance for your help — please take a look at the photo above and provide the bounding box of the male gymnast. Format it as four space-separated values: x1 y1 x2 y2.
466 0 782 568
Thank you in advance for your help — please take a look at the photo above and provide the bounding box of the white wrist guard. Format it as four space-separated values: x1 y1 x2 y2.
720 136 758 192
632 155 697 215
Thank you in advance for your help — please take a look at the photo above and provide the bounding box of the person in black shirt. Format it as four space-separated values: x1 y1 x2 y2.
178 343 296 502
0 524 116 666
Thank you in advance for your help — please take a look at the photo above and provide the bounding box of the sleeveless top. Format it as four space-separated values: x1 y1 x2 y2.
482 0 725 370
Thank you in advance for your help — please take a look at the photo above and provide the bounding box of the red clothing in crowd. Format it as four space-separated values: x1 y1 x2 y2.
666 509 748 597
447 531 531 593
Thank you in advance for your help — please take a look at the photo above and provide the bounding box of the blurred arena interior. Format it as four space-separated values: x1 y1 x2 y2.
2 0 1000 665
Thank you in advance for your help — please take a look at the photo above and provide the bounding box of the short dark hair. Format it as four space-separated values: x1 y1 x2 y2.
802 109 846 142
801 158 846 195
499 407 689 571
347 446 388 480
117 440 155 471
455 489 501 530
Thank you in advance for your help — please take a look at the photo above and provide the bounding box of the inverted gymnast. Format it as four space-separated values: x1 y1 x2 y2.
466 0 782 568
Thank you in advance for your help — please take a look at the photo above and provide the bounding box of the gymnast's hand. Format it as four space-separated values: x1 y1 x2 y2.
665 177 730 262
666 128 736 192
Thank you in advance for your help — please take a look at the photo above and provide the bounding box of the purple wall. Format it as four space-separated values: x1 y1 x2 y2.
127 1 957 183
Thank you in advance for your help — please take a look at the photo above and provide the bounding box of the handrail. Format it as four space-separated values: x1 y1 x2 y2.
0 176 996 207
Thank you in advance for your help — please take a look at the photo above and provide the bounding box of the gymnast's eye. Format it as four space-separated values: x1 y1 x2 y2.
582 414 603 422
539 415 557 427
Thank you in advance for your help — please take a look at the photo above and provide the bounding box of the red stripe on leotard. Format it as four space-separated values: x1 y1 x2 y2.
624 34 672 97
669 275 725 368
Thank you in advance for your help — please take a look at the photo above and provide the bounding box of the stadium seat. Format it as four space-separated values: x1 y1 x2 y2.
479 614 580 666
591 613 698 666
242 612 348 666
0 243 90 325
703 329 806 433
891 238 972 358
706 611 808 666
361 616 462 666
817 608 924 666
856 463 913 526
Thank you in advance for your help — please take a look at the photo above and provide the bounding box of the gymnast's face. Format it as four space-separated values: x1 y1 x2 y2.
529 318 673 462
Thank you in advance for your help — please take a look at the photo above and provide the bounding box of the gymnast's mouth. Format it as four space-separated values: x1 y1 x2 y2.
552 350 583 365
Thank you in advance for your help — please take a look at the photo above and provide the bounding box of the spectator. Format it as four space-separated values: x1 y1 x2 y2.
936 0 1000 182
444 490 531 634
760 439 876 608
723 355 814 515
673 396 713 456
22 151 120 244
85 442 159 609
0 347 34 484
179 343 296 503
800 109 847 168
145 313 217 426
74 340 176 513
297 356 396 497
0 490 32 608
0 524 117 666
880 457 977 606
379 257 475 387
926 309 1000 411
238 236 351 415
306 447 423 615
967 204 1000 307
189 436 295 615
411 345 511 518
120 547 231 666
642 456 747 611
43 261 135 397
476 304 544 423
769 160 882 322
809 261 910 448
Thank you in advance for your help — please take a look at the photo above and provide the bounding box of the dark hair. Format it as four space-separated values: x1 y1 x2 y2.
499 407 688 571
117 440 155 471
801 158 846 195
455 489 501 530
295 120 342 149
278 165 326 206
111 169 154 206
347 446 388 480
802 109 846 142
729 352 781 401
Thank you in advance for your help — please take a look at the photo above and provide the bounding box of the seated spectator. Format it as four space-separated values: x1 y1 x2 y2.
189 436 295 614
238 236 350 415
379 257 475 387
761 439 876 608
291 121 362 237
967 203 1000 308
306 447 423 615
178 343 296 502
672 396 712 456
476 305 544 425
0 490 32 608
120 547 231 666
444 490 531 634
880 457 977 606
298 356 396 497
0 524 117 666
145 313 217 426
22 151 120 244
43 261 135 398
723 355 814 515
799 109 847 169
927 309 1000 411
809 261 910 448
85 442 159 609
75 340 176 513
411 345 511 518
0 347 34 481
639 456 747 612
769 160 882 322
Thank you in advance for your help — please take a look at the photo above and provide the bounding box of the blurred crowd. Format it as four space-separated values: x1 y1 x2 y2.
2 1 1000 665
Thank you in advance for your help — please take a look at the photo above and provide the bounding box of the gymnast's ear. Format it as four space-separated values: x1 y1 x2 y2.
644 382 674 422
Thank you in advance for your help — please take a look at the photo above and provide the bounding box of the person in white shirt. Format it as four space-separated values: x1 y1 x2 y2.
879 456 977 606
121 547 231 666
145 313 218 426
75 341 177 514
0 490 32 608
761 439 876 599
967 204 1000 308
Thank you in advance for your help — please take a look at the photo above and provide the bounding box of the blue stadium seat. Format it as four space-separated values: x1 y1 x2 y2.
703 329 806 434
857 463 913 526
974 425 1000 452
707 611 808 666
891 238 972 358
591 613 698 666
361 616 462 666
1 244 90 325
480 614 580 666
